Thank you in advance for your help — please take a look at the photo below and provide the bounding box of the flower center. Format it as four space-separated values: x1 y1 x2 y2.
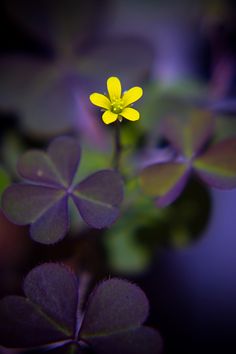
111 97 124 114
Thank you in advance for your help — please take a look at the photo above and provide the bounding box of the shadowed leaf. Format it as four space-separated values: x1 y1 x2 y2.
194 138 236 189
0 296 69 348
87 327 162 354
0 264 79 348
80 278 149 337
0 264 161 353
23 264 78 334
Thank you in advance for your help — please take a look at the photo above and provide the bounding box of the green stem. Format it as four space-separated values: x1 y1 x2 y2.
113 120 122 172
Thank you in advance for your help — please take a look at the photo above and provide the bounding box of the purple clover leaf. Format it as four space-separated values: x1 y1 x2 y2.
1 136 123 244
140 110 236 207
0 263 162 354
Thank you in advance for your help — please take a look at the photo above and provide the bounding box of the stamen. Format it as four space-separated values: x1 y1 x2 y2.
111 98 124 114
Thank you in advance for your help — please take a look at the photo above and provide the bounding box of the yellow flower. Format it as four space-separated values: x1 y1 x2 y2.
89 76 143 124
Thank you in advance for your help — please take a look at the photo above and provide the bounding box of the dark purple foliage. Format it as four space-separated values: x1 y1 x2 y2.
0 0 153 138
0 263 162 354
1 137 124 244
140 110 236 206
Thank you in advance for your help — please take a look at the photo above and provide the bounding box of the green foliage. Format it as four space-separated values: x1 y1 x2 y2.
104 177 211 274
0 167 10 197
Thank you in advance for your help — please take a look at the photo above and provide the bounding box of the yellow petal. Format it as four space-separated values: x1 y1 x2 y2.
102 110 118 124
121 107 140 121
107 77 122 100
90 93 111 109
123 87 143 107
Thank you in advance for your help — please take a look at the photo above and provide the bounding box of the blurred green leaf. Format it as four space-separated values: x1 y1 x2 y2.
76 144 112 182
104 177 211 274
1 132 25 178
104 197 158 274
194 138 236 189
161 110 214 158
140 162 188 197
0 167 11 196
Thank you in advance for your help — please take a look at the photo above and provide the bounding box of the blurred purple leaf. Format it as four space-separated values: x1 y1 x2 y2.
0 0 154 139
0 263 78 348
154 169 191 208
162 110 214 157
0 56 49 111
78 37 154 90
140 162 189 207
0 57 81 136
208 98 236 114
0 48 152 137
22 74 82 136
141 108 236 206
194 138 236 189
2 137 123 244
0 264 162 354
74 93 110 149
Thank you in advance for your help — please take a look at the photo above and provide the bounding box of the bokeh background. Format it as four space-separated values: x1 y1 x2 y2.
1 0 236 353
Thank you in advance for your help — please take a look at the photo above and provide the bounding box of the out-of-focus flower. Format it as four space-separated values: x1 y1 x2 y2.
90 77 143 124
